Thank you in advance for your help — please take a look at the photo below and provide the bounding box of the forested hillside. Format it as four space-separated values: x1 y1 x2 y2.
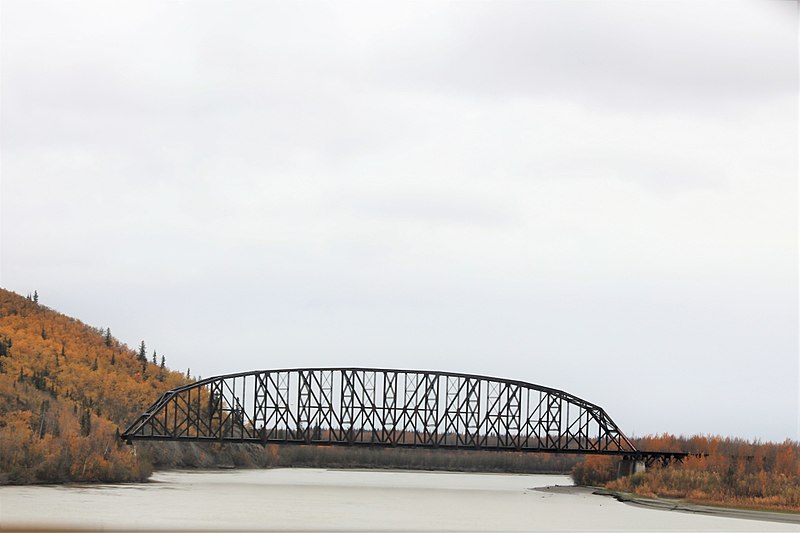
0 288 189 483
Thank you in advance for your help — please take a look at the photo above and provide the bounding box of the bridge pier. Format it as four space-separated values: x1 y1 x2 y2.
617 457 646 478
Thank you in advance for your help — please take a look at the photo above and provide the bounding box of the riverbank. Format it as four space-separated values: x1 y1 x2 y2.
537 485 800 525
571 438 800 514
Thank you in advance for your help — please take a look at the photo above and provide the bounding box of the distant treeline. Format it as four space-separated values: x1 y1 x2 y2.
572 434 800 513
139 440 582 474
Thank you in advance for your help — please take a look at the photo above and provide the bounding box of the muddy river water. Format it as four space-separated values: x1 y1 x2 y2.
1 469 797 531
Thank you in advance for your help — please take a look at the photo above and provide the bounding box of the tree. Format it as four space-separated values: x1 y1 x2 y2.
80 408 92 436
160 355 165 370
138 341 147 363
0 336 11 357
186 368 191 379
151 350 157 365
104 328 112 347
111 352 116 366
33 290 38 304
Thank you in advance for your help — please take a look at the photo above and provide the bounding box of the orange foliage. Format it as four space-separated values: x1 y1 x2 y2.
571 454 617 486
0 288 187 483
595 434 800 513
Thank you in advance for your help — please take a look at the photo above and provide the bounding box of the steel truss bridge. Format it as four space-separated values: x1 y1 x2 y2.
122 367 687 467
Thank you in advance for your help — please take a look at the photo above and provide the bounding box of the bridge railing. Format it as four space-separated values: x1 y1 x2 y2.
122 368 637 455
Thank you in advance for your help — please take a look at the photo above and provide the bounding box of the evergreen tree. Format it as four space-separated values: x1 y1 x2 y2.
111 352 116 365
104 328 112 347
186 368 191 379
0 336 10 357
91 357 98 371
138 341 146 362
160 355 165 369
40 326 47 340
152 350 157 365
33 290 38 304
80 408 92 436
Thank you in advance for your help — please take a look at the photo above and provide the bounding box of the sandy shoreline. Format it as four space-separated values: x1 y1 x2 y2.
535 485 800 525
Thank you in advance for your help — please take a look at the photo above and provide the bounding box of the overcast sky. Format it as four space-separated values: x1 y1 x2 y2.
1 0 797 441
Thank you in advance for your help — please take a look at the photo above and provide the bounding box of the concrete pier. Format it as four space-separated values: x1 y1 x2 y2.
617 457 646 477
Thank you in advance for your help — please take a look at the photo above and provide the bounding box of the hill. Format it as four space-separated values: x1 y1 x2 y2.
0 288 189 483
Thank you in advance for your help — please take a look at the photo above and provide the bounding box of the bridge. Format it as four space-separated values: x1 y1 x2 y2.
122 367 688 468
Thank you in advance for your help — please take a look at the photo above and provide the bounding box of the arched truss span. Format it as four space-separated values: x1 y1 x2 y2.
122 368 638 454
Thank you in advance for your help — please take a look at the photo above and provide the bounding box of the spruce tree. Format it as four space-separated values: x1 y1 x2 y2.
80 409 92 436
138 341 146 362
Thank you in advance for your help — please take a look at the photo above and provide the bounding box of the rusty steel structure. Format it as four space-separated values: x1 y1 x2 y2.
121 367 688 465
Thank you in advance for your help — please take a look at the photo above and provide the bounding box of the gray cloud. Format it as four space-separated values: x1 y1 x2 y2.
1 0 796 441
344 1 796 109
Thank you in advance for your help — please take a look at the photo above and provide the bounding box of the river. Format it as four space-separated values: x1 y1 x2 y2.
0 469 797 531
